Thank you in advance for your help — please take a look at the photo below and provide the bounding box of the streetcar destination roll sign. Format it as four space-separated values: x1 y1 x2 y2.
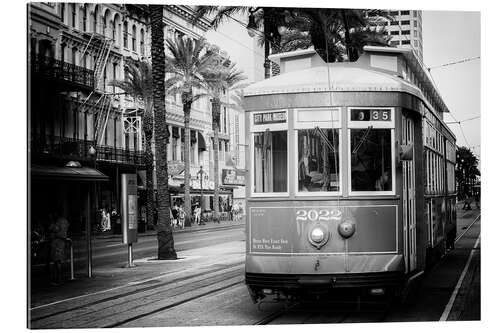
253 111 287 125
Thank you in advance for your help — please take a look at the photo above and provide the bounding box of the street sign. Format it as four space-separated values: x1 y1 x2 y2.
121 173 138 244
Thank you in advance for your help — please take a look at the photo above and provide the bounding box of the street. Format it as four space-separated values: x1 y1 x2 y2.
29 208 480 328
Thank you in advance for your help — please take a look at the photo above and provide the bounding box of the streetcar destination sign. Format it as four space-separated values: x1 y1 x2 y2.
253 111 287 125
351 109 391 122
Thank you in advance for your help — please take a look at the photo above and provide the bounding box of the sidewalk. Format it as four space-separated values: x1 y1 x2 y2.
29 218 245 308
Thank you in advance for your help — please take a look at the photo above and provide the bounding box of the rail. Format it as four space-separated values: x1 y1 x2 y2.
30 54 95 89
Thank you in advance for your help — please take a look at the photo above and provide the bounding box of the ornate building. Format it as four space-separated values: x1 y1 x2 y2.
29 3 244 247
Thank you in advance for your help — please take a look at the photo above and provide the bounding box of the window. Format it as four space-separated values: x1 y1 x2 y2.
402 40 410 45
253 131 288 193
71 47 77 65
414 20 418 28
298 129 340 193
390 21 399 25
401 10 410 15
93 9 97 32
132 26 137 51
348 108 394 194
350 129 392 192
60 44 66 62
414 40 419 47
390 31 399 35
140 29 145 55
172 137 178 160
414 11 418 18
401 30 410 35
71 3 76 27
401 20 410 25
82 6 87 31
390 40 400 46
112 18 117 42
123 21 128 48
112 63 117 93
59 3 65 22
390 11 399 16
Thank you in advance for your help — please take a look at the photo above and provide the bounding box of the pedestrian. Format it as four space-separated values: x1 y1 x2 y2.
474 191 480 209
48 209 69 286
462 194 472 211
194 204 201 225
101 207 111 232
111 207 121 234
172 203 179 227
178 206 185 228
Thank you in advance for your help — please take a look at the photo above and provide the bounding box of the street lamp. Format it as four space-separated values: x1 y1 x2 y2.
197 165 206 225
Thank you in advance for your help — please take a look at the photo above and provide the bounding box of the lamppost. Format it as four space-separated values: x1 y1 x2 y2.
197 165 206 225
87 145 97 278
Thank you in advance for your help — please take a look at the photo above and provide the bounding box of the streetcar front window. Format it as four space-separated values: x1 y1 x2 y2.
350 129 392 192
253 130 288 193
297 128 340 192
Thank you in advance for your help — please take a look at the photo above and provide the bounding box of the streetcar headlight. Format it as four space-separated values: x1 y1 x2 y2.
308 225 330 249
310 227 325 243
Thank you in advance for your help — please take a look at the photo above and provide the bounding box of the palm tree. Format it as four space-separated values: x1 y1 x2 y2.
192 6 287 78
193 6 391 63
202 60 247 221
109 58 155 231
164 35 216 227
150 4 176 260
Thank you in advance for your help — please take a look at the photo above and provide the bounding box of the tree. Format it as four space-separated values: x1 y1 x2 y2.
164 35 216 226
202 59 247 221
456 147 480 199
193 6 391 65
109 58 155 230
150 4 177 260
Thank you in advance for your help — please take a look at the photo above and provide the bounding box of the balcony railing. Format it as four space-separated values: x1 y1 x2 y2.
30 135 145 166
30 54 95 89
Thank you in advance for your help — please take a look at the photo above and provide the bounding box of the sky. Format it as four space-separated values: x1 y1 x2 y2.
204 5 482 166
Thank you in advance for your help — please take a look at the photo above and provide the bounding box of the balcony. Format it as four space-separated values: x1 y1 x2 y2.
30 54 94 90
30 135 145 167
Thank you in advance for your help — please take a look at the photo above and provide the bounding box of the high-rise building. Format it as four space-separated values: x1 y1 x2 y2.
384 9 423 61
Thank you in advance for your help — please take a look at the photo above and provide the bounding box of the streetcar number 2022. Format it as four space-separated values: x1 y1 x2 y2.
296 209 341 221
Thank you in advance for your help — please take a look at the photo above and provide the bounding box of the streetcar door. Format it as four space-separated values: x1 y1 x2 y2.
402 115 417 272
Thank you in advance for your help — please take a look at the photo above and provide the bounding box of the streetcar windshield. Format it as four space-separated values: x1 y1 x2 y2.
298 128 340 192
350 129 392 192
253 130 288 193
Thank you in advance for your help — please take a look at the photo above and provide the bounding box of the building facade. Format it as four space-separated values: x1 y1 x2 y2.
29 2 245 244
385 9 423 61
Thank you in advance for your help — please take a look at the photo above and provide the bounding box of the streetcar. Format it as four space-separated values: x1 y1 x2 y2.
243 47 457 303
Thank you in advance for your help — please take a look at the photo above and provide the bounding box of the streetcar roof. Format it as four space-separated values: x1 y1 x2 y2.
245 47 451 117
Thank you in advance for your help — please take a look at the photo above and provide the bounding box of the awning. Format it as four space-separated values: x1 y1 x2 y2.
31 164 109 182
198 132 207 151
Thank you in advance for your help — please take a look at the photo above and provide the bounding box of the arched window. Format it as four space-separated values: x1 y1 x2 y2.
123 21 128 48
112 16 117 42
132 25 137 51
103 10 110 37
140 28 145 55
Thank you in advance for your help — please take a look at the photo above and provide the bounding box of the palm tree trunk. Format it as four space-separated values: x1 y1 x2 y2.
341 9 354 62
212 99 221 221
143 102 154 229
150 4 176 260
182 93 192 227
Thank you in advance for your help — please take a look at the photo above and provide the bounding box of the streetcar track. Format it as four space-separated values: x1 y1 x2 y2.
105 279 243 327
455 214 480 243
30 263 243 322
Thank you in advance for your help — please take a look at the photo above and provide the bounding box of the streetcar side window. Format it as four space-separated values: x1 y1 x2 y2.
350 129 392 192
253 131 288 193
297 129 340 192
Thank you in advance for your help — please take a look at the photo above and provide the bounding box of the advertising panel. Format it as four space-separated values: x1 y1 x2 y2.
222 169 245 186
249 205 397 254
121 174 138 244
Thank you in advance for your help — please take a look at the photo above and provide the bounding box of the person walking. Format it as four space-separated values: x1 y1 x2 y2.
48 209 69 285
194 204 201 225
111 207 121 234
